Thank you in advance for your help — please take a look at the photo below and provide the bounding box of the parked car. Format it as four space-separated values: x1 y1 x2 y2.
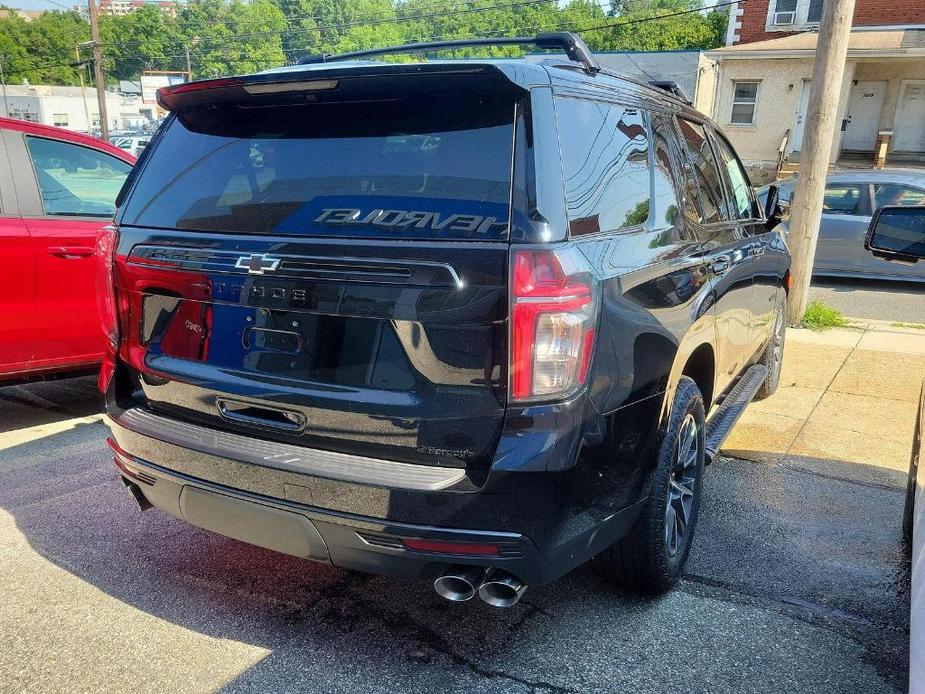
865 205 925 689
101 33 790 607
0 118 135 384
908 378 924 692
112 135 150 158
758 170 925 282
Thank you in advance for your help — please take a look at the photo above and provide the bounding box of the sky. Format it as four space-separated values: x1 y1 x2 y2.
3 0 730 13
5 0 82 11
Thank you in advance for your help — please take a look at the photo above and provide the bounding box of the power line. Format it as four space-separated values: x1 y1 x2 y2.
39 0 89 17
575 0 743 33
100 0 561 51
3 0 741 78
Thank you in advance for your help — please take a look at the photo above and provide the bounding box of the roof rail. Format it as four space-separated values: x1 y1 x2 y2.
648 80 691 104
298 32 602 74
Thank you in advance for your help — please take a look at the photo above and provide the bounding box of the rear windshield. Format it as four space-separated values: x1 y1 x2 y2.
120 93 515 241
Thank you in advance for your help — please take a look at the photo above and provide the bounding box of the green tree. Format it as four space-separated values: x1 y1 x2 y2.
592 0 723 51
178 0 286 77
100 5 179 80
269 0 321 59
705 6 729 47
0 9 89 85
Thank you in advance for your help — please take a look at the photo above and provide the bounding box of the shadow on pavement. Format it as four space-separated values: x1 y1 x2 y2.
0 378 912 692
0 375 101 435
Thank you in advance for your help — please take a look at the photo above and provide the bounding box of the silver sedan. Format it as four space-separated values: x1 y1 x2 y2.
760 169 925 282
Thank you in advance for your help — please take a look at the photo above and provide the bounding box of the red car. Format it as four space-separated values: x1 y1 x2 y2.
0 118 135 384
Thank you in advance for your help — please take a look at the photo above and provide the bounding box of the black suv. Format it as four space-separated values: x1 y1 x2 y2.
100 33 789 607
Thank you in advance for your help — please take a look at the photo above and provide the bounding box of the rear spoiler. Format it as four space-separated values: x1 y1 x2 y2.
156 62 527 112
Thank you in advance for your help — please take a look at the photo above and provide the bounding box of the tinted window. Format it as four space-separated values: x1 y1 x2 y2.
823 184 863 215
873 184 925 209
122 94 516 240
650 114 681 228
677 118 728 224
25 136 131 217
711 131 754 219
556 98 650 235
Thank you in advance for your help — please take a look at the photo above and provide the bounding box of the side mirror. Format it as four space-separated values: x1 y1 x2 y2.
763 184 784 230
865 205 925 263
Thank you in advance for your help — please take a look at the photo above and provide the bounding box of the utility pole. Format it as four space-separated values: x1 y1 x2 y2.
75 44 92 133
0 58 7 119
785 0 856 321
185 45 193 80
87 0 109 140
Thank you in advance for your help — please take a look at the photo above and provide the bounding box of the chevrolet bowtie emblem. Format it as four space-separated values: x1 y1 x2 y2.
235 253 281 275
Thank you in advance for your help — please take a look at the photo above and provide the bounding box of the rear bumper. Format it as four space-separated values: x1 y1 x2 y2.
105 409 645 585
112 443 645 585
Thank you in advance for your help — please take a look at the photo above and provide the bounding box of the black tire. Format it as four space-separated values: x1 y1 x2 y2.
599 376 706 593
754 295 787 401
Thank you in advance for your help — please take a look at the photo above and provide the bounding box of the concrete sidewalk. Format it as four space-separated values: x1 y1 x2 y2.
724 320 925 486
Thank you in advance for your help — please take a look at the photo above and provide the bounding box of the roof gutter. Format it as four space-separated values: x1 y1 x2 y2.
706 48 925 60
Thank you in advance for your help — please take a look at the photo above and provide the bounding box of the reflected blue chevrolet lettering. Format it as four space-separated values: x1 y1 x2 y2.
314 207 507 236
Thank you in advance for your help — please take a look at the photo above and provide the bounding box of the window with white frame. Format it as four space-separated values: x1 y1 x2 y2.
730 81 759 125
768 0 824 28
52 113 69 127
771 0 797 25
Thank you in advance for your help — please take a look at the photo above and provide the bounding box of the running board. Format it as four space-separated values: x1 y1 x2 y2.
704 364 768 463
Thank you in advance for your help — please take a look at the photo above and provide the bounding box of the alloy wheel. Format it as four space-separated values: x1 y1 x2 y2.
770 309 785 379
665 413 701 558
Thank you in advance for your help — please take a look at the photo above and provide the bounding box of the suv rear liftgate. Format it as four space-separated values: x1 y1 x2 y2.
110 67 527 473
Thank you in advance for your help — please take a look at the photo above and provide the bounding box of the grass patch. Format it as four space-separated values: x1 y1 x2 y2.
801 301 848 331
891 321 925 330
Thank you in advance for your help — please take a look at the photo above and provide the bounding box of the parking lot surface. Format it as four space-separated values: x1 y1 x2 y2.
0 377 911 693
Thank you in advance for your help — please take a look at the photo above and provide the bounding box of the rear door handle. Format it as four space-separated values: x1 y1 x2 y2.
711 256 731 275
48 246 95 258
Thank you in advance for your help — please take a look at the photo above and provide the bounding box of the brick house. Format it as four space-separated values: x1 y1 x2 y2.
725 0 925 46
693 0 925 179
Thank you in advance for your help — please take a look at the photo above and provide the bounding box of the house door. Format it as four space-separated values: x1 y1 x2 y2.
893 81 925 153
790 79 812 152
843 80 886 151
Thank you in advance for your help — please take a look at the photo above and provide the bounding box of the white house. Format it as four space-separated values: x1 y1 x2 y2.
696 26 925 180
0 84 152 133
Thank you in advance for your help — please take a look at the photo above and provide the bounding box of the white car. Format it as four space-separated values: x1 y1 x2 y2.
112 136 149 158
868 205 925 689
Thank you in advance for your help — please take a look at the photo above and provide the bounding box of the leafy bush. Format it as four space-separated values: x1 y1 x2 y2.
801 301 847 331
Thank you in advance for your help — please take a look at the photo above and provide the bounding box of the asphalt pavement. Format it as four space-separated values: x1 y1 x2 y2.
809 277 925 323
0 377 911 693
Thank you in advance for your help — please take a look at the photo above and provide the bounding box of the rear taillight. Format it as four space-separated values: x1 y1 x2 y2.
95 224 119 347
510 248 598 402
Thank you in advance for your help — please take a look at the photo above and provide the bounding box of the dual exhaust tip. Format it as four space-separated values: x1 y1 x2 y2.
433 566 527 608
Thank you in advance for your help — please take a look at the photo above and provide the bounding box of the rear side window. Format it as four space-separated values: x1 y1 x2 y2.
25 136 131 217
873 184 925 209
650 114 682 228
556 98 651 235
121 94 516 240
676 118 728 225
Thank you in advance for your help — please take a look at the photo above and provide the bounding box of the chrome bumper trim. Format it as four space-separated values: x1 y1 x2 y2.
108 408 466 492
